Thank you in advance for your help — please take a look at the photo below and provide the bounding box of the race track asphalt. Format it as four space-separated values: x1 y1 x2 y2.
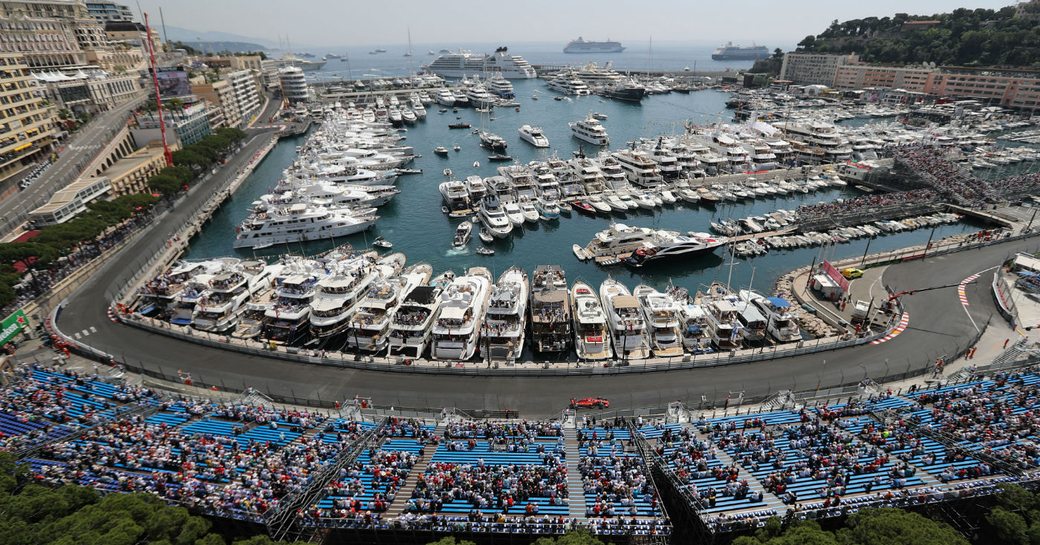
52 134 1040 416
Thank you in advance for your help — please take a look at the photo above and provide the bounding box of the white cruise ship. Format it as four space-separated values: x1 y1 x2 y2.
600 278 651 360
571 281 612 360
483 267 529 362
570 115 609 146
424 47 537 79
234 204 379 249
430 267 492 360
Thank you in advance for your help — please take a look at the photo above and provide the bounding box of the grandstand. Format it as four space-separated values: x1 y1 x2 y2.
4 363 1040 542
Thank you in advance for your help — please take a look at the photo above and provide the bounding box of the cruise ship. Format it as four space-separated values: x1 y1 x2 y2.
233 204 379 249
711 43 769 61
424 47 537 79
564 37 625 53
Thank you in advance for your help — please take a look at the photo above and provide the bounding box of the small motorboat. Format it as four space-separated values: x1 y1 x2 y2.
473 161 481 168
476 246 495 256
572 244 589 261
372 236 393 249
571 200 597 216
592 112 608 120
434 146 449 156
438 108 448 113
488 154 512 162
443 168 453 177
557 200 572 215
448 122 470 129
453 222 472 249
478 227 494 244
453 144 461 151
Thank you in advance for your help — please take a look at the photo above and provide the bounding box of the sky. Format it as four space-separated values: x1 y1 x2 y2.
133 0 1018 48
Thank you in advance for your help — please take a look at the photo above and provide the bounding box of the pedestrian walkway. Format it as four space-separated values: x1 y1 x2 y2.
384 422 443 518
563 428 588 520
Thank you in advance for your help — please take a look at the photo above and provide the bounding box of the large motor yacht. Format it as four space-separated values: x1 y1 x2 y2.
740 290 802 343
344 259 430 352
571 280 612 360
634 285 685 357
518 125 550 148
570 115 610 146
191 261 273 333
548 75 592 96
430 267 492 360
234 204 378 249
388 272 453 358
529 265 572 353
478 194 514 238
483 267 529 362
600 278 651 360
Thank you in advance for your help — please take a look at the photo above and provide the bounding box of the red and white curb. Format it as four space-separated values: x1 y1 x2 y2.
958 273 980 308
871 312 910 345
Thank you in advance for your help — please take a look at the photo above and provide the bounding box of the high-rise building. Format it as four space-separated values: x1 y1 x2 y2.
0 53 58 193
191 79 239 128
278 66 307 103
227 69 260 124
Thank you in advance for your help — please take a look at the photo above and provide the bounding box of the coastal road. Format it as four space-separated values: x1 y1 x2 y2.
1 95 146 236
55 155 1037 422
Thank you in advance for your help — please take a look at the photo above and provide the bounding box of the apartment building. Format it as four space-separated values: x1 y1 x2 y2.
0 53 57 189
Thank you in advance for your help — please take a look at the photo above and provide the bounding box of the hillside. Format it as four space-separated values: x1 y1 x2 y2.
796 4 1040 67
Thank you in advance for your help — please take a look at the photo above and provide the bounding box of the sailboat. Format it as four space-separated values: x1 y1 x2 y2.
403 27 413 57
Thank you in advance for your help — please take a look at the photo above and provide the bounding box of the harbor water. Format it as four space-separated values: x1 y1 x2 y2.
186 81 981 300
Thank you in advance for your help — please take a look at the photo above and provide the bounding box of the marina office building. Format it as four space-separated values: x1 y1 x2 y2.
782 51 1040 111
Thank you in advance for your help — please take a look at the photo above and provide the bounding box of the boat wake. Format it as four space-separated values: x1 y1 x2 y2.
445 248 470 257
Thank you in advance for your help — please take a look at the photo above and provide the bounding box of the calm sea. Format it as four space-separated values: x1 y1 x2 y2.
293 41 777 80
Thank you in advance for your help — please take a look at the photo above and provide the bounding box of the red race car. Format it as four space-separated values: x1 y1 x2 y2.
570 397 610 409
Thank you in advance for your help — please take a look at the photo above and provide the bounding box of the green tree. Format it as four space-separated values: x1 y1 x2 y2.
837 508 968 545
988 507 1029 545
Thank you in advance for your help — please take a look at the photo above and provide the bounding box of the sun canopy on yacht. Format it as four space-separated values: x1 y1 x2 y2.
614 295 639 308
766 296 791 308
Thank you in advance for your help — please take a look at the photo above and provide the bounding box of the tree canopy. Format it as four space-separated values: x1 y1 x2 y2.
796 5 1040 66
732 508 968 545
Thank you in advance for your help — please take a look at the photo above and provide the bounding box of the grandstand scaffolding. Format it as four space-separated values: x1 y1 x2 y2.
265 417 388 542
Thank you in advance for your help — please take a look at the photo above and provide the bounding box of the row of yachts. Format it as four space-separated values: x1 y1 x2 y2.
726 212 964 258
234 109 418 249
137 254 804 361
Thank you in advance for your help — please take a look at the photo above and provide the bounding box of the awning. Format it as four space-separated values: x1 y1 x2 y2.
766 296 791 308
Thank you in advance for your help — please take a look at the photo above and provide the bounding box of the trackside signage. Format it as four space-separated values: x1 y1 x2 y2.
0 309 28 345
